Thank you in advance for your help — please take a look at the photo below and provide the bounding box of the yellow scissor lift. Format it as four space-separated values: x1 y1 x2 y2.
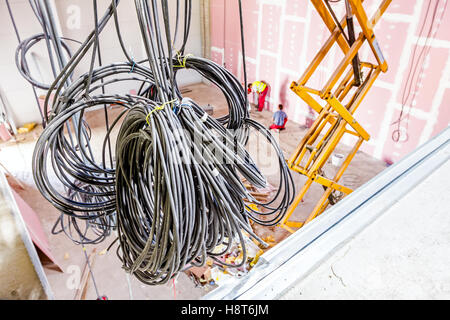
279 0 392 233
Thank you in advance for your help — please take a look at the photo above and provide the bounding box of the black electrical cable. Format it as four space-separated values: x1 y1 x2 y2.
238 0 249 119
115 97 269 284
32 0 295 285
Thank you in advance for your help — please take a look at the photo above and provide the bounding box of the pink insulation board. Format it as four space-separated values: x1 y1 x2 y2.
381 111 428 164
281 20 306 73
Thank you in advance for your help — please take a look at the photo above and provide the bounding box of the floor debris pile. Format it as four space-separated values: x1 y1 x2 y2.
186 235 265 288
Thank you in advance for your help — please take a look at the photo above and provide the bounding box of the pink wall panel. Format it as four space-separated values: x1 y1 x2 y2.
376 21 409 84
432 88 450 137
285 0 309 18
359 143 376 158
210 0 225 48
210 0 450 163
388 0 417 15
224 1 240 45
306 9 330 63
260 4 282 53
279 73 304 123
241 0 258 11
242 8 259 59
259 54 278 110
278 73 293 110
259 54 277 86
354 86 392 140
242 59 257 84
416 0 450 42
211 49 223 66
381 112 427 164
224 41 240 76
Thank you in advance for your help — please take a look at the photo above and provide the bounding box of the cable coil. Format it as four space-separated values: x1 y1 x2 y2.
30 0 295 285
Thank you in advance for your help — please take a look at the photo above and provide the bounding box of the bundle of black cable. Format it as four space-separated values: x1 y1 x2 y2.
174 55 296 227
115 98 268 285
32 94 134 244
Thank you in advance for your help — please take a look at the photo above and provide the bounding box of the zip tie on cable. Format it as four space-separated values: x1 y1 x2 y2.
146 99 177 125
174 52 193 68
129 57 136 73
200 113 208 122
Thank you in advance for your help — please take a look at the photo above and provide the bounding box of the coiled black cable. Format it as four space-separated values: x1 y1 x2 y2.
115 97 268 284
31 0 295 285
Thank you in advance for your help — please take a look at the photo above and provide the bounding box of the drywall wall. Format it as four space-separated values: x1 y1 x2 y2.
0 0 50 127
210 0 450 163
1 0 203 126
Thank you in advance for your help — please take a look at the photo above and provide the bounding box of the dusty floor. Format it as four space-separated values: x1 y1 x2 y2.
0 82 387 300
281 150 450 300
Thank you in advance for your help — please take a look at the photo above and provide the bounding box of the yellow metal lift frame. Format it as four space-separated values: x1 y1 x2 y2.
279 0 392 233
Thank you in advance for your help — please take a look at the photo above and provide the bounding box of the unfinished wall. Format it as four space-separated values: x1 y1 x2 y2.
1 0 203 126
210 0 450 163
0 0 49 127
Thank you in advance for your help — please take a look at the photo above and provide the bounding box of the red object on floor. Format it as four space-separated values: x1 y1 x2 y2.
11 189 62 272
258 86 269 111
270 118 288 130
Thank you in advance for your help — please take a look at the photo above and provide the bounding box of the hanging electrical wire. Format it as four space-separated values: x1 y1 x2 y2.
30 0 295 285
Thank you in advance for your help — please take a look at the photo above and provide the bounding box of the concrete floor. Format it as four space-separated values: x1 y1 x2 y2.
0 82 387 299
281 158 450 300
0 173 46 300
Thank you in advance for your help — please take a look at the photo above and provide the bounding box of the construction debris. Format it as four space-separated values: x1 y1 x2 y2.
186 233 267 288
17 122 36 134
185 266 213 286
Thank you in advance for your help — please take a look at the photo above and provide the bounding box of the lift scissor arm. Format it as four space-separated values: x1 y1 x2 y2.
279 0 392 233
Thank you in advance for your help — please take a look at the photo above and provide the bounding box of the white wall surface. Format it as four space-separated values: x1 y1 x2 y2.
1 0 203 126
